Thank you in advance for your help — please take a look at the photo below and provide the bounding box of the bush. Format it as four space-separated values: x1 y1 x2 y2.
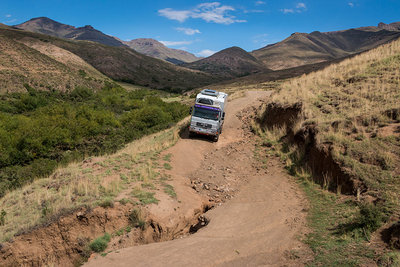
358 203 384 234
89 233 111 253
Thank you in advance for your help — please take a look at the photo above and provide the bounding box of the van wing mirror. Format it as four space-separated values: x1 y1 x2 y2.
222 112 225 119
189 106 193 115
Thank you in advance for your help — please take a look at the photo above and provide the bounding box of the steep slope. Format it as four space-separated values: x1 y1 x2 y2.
15 17 124 47
252 22 400 70
0 27 218 92
0 32 106 94
182 46 269 79
124 38 200 64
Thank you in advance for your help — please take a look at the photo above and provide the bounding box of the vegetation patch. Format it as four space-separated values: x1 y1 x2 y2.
163 184 177 198
89 233 111 253
131 187 159 205
0 82 188 197
163 163 172 170
301 178 376 266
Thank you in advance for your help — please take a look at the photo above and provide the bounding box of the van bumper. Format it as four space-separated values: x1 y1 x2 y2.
189 126 218 137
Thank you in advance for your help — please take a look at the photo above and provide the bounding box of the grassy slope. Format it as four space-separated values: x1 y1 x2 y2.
263 38 400 264
0 32 106 94
0 28 219 92
0 112 187 243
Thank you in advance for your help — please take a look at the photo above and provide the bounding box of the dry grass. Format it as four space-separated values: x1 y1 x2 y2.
269 38 400 216
0 118 188 242
272 39 400 122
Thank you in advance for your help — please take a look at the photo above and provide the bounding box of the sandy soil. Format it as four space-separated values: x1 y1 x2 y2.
85 90 311 266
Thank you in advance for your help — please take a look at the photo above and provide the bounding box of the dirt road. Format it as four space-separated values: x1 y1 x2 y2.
85 91 309 266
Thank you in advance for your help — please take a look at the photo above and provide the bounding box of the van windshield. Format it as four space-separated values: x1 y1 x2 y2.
193 106 219 121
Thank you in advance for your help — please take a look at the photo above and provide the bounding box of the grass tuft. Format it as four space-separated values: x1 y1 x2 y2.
128 208 146 230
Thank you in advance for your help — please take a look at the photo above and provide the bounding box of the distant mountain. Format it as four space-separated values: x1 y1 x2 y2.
182 46 269 79
15 17 124 47
123 38 200 64
0 26 219 92
251 22 400 70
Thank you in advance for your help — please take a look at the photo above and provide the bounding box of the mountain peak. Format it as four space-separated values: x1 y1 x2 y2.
123 38 200 64
81 25 94 30
182 45 268 79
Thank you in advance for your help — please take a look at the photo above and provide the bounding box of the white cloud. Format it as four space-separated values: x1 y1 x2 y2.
281 2 307 14
281 8 294 14
348 2 354 7
255 1 266 5
160 40 193 46
196 49 217 57
175 27 201 35
296 3 306 9
5 14 11 18
159 2 246 25
244 9 265 14
158 8 191 22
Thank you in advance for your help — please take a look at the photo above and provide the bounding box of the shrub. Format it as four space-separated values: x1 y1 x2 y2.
99 197 114 208
89 233 111 253
0 209 6 226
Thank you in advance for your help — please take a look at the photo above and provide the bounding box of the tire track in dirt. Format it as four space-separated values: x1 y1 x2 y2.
85 91 311 266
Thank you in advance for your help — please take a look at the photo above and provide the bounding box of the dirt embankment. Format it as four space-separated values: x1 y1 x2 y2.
259 102 366 195
259 102 400 248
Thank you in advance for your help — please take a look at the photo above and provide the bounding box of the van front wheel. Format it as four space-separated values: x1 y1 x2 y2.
213 134 219 142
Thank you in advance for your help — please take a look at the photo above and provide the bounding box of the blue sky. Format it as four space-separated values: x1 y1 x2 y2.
1 0 399 57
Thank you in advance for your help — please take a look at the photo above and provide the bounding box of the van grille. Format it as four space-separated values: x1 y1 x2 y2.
196 122 212 129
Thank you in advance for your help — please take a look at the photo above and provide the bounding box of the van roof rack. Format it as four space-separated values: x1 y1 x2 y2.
201 89 218 97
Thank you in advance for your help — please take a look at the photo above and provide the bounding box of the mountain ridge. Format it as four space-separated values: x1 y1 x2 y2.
251 21 400 70
15 17 124 47
16 17 201 64
0 27 220 93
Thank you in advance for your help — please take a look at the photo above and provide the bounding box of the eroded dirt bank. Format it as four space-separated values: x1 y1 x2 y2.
259 102 366 195
84 91 311 267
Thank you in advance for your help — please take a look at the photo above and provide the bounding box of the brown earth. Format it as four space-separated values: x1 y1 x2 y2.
85 91 312 266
